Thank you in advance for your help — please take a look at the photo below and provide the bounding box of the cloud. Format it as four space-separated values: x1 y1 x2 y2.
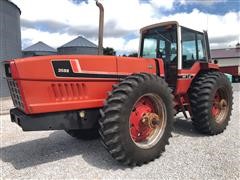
13 0 157 31
21 28 75 48
13 0 158 50
150 0 175 10
159 9 240 48
21 19 69 33
124 38 140 53
12 0 240 53
21 19 131 38
210 35 239 44
119 9 240 52
180 0 226 6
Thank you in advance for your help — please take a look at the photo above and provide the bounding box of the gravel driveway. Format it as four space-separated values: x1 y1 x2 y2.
1 84 239 179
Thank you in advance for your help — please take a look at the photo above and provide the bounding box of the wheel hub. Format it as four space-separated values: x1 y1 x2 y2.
212 90 229 124
129 94 167 149
142 113 162 128
219 99 227 110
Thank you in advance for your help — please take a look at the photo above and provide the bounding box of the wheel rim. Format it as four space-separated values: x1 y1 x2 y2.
212 88 229 124
129 93 167 149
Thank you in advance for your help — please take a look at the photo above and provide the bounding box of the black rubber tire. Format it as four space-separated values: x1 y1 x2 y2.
98 73 174 166
189 71 233 135
65 128 99 140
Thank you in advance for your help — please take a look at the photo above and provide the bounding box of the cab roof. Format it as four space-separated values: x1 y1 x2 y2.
140 21 179 33
140 21 203 34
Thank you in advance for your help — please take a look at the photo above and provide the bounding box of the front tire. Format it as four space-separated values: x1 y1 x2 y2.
99 73 174 166
189 71 233 135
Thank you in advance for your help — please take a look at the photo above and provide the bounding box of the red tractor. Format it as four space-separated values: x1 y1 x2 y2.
4 21 233 166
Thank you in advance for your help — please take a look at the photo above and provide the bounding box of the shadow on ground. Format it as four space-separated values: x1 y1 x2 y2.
1 117 203 170
0 131 124 170
173 117 205 137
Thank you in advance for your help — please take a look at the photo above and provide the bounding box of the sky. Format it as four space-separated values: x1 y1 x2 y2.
12 0 240 54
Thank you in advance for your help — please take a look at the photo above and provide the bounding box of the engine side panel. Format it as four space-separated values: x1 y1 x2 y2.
9 55 159 114
19 80 116 114
117 57 157 75
10 55 119 114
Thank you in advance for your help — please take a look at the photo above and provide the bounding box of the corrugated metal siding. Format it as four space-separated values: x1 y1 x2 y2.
211 48 240 59
0 0 22 97
22 51 57 57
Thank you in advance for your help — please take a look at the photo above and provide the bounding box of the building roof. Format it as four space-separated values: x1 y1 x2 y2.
23 41 56 52
211 47 240 59
59 36 97 48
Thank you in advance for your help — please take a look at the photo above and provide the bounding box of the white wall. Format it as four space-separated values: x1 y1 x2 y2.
216 58 240 67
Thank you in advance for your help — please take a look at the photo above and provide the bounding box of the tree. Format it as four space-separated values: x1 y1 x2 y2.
128 52 138 57
103 47 116 55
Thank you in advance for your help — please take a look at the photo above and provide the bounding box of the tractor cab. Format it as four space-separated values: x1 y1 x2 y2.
139 21 211 88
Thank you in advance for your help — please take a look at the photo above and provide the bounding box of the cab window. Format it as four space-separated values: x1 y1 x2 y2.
182 29 197 61
140 25 177 63
197 33 206 60
181 27 207 68
142 38 157 58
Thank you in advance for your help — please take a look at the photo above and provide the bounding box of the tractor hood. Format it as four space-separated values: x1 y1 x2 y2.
7 55 158 81
7 55 117 80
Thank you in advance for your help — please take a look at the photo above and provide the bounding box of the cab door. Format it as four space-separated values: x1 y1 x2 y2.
176 27 208 95
181 27 208 69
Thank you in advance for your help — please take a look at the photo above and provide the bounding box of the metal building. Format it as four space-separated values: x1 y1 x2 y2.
23 41 57 57
211 43 240 67
57 36 98 55
0 0 21 97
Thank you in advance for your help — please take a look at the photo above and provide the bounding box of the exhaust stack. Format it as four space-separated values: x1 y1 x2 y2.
96 0 104 55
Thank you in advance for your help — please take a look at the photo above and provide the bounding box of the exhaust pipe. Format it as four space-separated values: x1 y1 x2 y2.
96 0 104 55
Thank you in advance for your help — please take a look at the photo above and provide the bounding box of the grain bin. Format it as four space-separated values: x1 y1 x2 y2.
23 41 57 57
57 36 98 55
0 0 21 97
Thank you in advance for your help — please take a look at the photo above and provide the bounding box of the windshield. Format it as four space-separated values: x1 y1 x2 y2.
140 25 177 62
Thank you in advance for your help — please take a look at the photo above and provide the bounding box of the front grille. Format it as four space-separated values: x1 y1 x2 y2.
4 63 12 77
7 78 25 111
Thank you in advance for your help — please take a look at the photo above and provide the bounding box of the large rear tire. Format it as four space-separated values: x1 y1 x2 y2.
99 73 174 166
189 71 233 135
